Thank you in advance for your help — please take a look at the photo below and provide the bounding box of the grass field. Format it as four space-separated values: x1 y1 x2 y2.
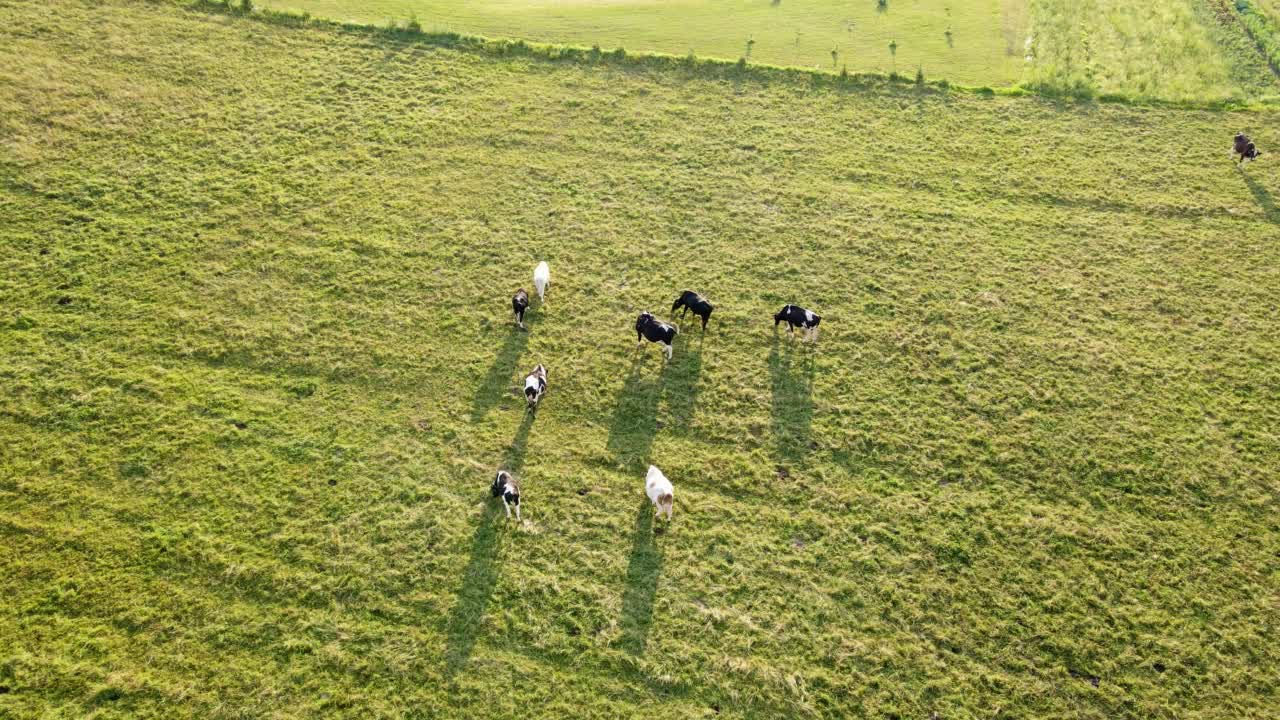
1024 0 1279 102
3 0 1280 718
271 0 1280 100
273 0 1028 86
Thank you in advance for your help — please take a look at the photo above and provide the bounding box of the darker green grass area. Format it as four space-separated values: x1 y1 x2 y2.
1 1 1279 718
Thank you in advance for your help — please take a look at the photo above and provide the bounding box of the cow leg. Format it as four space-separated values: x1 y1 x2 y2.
503 499 512 519
664 343 672 361
701 314 708 331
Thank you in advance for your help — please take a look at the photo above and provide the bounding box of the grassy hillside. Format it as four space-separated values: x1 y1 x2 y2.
3 1 1280 718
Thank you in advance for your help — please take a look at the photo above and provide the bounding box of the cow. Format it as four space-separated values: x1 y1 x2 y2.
1234 132 1262 165
491 470 522 520
672 290 714 331
534 262 551 302
774 304 821 342
523 363 547 411
512 288 530 329
645 465 674 521
635 312 678 360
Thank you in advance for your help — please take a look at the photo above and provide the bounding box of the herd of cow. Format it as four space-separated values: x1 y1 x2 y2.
492 260 821 523
488 131 1265 522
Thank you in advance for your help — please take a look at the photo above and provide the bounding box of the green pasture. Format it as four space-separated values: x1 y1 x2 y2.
2 1 1279 718
272 0 1030 86
272 0 1280 100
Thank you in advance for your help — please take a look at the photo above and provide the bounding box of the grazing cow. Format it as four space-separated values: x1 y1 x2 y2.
523 363 547 411
491 470 521 520
1234 132 1262 165
645 465 674 521
774 304 821 342
512 288 530 329
672 290 714 331
534 262 551 303
635 312 678 361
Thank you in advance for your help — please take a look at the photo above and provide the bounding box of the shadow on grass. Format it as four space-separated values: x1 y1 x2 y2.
503 409 536 474
769 333 815 462
663 335 703 434
443 412 535 677
607 354 667 471
618 498 662 655
470 324 529 423
443 500 502 677
1241 167 1280 223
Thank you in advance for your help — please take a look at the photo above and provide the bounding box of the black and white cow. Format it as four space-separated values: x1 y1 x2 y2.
1234 132 1262 165
524 363 547 410
635 312 678 360
774 304 821 342
672 290 714 331
512 288 530 329
491 470 521 520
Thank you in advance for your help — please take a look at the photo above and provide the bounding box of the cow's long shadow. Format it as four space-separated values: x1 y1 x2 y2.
607 354 667 471
1241 168 1280 223
769 333 815 462
470 323 530 423
618 498 662 655
503 409 536 474
663 333 703 435
443 412 535 677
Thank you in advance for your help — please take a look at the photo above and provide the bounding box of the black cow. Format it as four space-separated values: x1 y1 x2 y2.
635 311 678 360
512 288 530 329
1234 132 1262 165
491 470 521 520
774 304 821 342
672 290 714 331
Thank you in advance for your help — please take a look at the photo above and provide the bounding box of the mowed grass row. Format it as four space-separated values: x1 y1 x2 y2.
2 1 1280 718
273 0 1280 101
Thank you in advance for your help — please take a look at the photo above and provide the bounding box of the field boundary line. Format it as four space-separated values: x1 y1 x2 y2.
172 0 1280 112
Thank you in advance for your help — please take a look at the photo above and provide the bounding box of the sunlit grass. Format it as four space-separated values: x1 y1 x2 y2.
1024 0 1276 101
271 0 1280 100
271 0 1028 86
2 1 1279 718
